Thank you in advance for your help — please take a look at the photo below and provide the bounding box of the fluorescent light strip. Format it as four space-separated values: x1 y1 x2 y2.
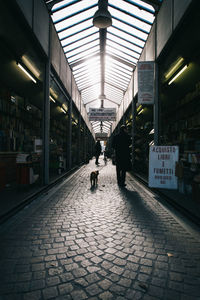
165 57 184 79
17 63 36 83
50 95 56 103
61 107 67 114
138 109 144 115
168 65 188 85
62 104 68 111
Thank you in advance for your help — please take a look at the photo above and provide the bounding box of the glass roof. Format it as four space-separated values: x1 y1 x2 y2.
45 0 163 134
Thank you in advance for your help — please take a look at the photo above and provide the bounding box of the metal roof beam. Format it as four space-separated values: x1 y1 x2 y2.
107 38 140 59
54 4 97 24
70 53 100 68
46 0 68 10
100 28 107 108
106 53 135 69
68 49 99 65
104 98 120 106
112 24 146 43
140 0 161 12
65 38 99 55
105 67 130 80
122 0 155 14
60 24 93 40
62 31 98 48
109 3 153 25
105 81 126 92
112 16 149 35
80 82 101 92
107 30 143 51
51 0 82 12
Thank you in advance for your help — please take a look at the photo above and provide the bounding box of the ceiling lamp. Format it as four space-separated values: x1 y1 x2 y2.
93 0 112 29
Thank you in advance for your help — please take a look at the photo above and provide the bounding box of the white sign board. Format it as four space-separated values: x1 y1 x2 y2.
89 108 116 121
138 61 155 104
148 145 179 189
34 139 42 153
95 132 108 140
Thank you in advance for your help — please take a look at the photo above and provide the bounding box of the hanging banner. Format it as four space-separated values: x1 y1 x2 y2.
95 132 108 140
138 61 155 104
148 145 179 189
89 108 116 121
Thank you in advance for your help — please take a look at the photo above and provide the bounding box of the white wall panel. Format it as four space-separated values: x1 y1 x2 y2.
174 0 192 28
133 66 138 97
145 24 156 61
60 49 69 93
16 0 33 27
156 0 172 57
51 24 61 76
33 0 49 55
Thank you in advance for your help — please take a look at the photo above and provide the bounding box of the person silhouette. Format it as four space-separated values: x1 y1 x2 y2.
112 125 131 187
94 140 102 165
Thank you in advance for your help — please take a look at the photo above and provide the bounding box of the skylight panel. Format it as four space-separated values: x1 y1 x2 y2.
109 0 155 23
105 55 133 72
105 82 124 94
112 18 148 41
107 32 142 55
82 85 100 100
106 66 131 80
52 0 80 11
125 0 155 12
105 73 127 87
108 26 145 48
58 19 93 39
76 73 100 85
54 7 96 32
105 80 126 91
106 39 140 60
73 63 100 77
82 88 100 99
62 32 99 50
79 78 100 89
52 0 98 17
72 56 100 71
77 80 101 90
106 45 138 65
109 7 151 33
103 101 118 110
105 60 132 76
76 69 100 82
65 39 99 57
105 73 128 87
105 69 130 84
68 47 99 64
106 93 123 103
47 0 160 135
74 66 100 80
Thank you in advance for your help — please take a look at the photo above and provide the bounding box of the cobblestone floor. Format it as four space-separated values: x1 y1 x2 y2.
0 158 200 300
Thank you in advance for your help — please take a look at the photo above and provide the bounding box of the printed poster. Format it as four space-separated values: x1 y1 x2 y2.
148 145 179 189
138 61 155 104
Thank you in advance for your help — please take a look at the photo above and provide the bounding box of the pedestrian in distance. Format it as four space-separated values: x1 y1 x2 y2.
112 125 132 187
94 140 102 165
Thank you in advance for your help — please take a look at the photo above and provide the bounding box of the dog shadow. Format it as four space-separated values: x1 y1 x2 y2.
90 184 98 192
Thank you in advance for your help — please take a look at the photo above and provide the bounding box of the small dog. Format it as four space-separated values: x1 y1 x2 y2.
90 170 99 187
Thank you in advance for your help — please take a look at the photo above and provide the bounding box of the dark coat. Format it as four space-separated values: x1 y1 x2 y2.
112 132 131 170
95 141 101 156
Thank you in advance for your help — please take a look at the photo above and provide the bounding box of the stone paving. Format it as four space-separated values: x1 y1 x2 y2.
0 157 200 300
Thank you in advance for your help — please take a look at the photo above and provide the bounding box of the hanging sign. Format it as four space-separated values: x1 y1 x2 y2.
138 61 155 104
148 145 179 189
89 108 116 121
95 132 108 140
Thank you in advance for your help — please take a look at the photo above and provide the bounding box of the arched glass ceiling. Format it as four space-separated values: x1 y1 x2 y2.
45 0 163 134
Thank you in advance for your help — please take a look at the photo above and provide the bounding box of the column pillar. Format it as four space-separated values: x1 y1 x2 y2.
42 21 51 185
